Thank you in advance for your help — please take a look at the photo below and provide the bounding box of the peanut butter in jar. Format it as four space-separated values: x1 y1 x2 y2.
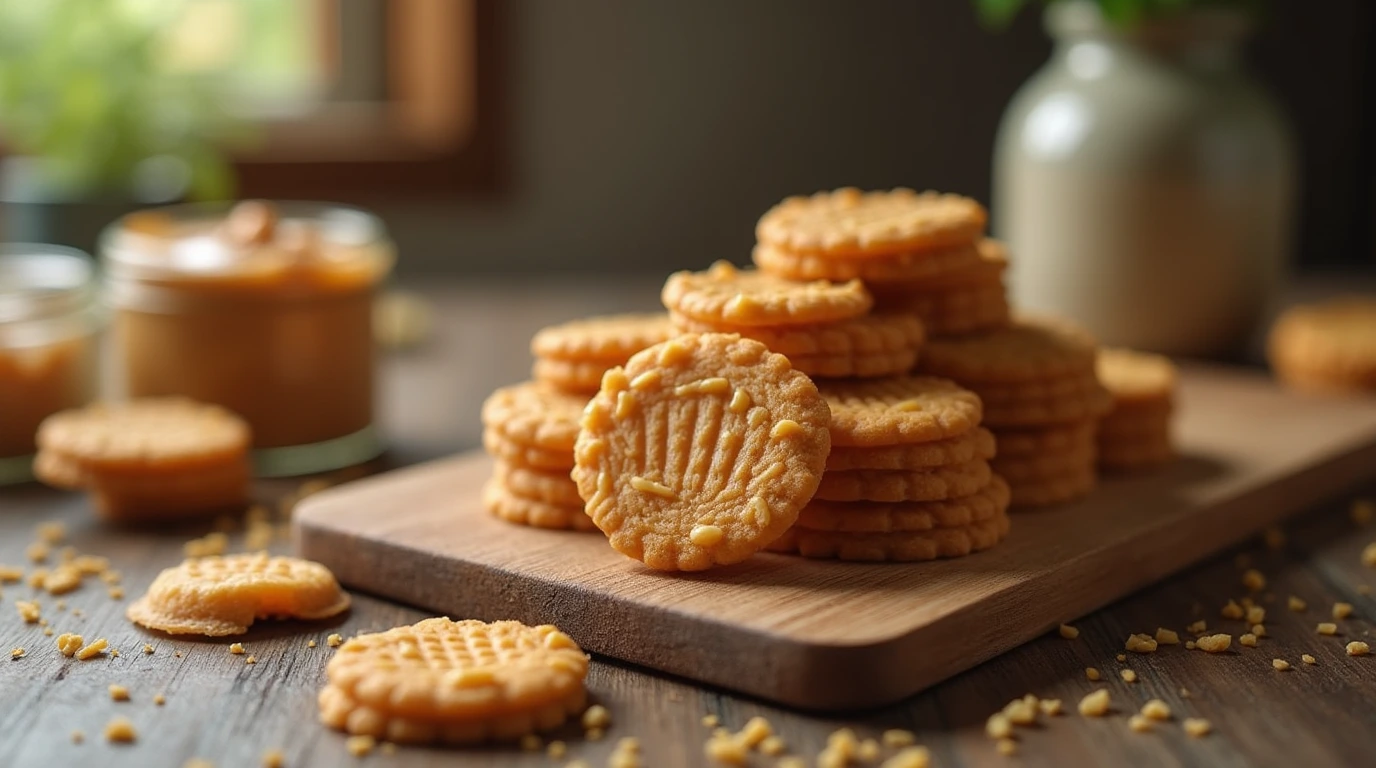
0 246 101 484
101 201 395 476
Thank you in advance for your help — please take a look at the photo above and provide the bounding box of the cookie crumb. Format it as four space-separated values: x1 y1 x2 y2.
882 729 917 748
26 542 50 563
103 717 136 743
1185 640 1197 650
108 586 124 600
1317 622 1338 636
585 728 605 741
1141 699 1171 720
519 734 543 752
701 714 719 728
229 642 245 655
1002 694 1039 726
326 633 342 648
1116 653 1127 662
1263 526 1286 550
996 738 1018 756
1246 605 1265 625
261 749 285 768
70 730 83 744
879 747 931 768
1058 623 1079 639
15 600 40 623
379 743 396 755
582 704 612 730
1183 718 1212 738
307 640 316 649
1221 599 1244 620
1155 628 1179 645
1120 669 1137 683
1302 654 1317 665
1273 658 1291 670
142 644 154 655
1352 498 1374 525
857 739 881 762
1242 569 1266 591
345 735 375 757
736 716 772 748
1288 595 1307 612
1128 714 1153 733
1179 687 1191 698
1240 633 1258 648
10 648 25 659
547 740 567 759
245 655 256 665
109 684 129 701
1126 633 1158 653
1039 699 1063 716
1347 641 1370 656
1078 689 1111 717
759 735 787 756
704 733 748 765
1197 634 1232 653
55 633 83 657
154 693 166 706
985 714 1012 739
1362 542 1376 567
1252 623 1266 637
1187 620 1207 634
75 638 107 660
817 728 859 768
1333 602 1354 620
1085 667 1101 681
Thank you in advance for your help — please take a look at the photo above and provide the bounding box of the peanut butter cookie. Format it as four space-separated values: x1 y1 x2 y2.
756 188 987 256
662 261 871 327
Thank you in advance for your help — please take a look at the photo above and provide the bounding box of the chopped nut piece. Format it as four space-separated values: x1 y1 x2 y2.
1246 606 1265 625
1273 658 1291 670
882 729 917 748
996 738 1017 756
1333 602 1354 620
1141 699 1171 720
880 747 931 768
985 713 1013 739
345 735 375 757
1155 628 1180 645
582 704 612 730
109 684 129 701
1197 634 1232 653
1126 633 1158 653
1302 654 1317 665
1240 633 1258 647
701 714 719 728
1187 620 1207 634
1317 623 1338 636
1078 689 1111 717
1221 599 1244 619
1288 595 1307 612
1085 667 1101 681
759 735 787 756
75 638 107 660
1120 669 1137 683
1183 718 1212 738
1347 641 1370 656
261 749 285 768
229 643 245 654
1242 569 1266 591
1039 699 1063 716
56 633 83 657
1058 623 1079 639
104 717 137 743
1128 715 1153 733
327 634 342 647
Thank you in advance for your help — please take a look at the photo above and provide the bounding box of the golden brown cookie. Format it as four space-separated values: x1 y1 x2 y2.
1007 466 1096 508
36 398 250 474
531 313 674 363
788 347 919 379
661 261 871 327
756 188 987 256
768 512 1010 561
573 333 831 571
819 376 983 447
492 461 580 507
814 460 993 503
980 385 1114 428
321 618 588 744
753 241 984 284
920 318 1098 383
1098 438 1175 471
482 480 596 532
993 422 1097 457
795 475 1010 532
668 311 925 357
481 382 587 453
826 427 996 471
482 429 573 471
991 449 1095 484
1268 296 1376 394
1097 411 1172 440
1097 348 1177 406
126 553 351 636
531 357 610 395
874 282 1010 338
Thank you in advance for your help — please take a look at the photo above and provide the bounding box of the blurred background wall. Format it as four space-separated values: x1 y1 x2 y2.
1 0 1372 277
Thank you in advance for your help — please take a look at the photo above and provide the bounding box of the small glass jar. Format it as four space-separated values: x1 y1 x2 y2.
0 245 102 485
101 201 395 477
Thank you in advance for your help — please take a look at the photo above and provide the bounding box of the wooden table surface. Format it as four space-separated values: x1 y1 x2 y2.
2 279 1375 768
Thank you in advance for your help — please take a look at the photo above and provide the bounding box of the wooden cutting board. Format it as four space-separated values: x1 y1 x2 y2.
294 365 1376 711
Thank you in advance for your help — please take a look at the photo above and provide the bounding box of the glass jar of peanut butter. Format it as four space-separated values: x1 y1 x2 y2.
100 201 395 476
0 246 102 485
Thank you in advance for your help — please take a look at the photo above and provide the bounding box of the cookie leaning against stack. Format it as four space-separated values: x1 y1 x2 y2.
663 261 926 379
1096 348 1177 470
920 318 1110 508
752 187 1009 338
34 398 251 522
767 375 1012 561
530 313 673 395
480 382 594 531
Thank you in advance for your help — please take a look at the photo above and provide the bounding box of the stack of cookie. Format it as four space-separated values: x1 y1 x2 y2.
751 187 1009 339
919 319 1110 508
530 313 673 395
663 261 925 379
480 382 595 531
1096 348 1177 470
767 376 1012 561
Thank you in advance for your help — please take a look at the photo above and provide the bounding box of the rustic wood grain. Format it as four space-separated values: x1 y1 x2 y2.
2 282 1374 767
296 366 1376 709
